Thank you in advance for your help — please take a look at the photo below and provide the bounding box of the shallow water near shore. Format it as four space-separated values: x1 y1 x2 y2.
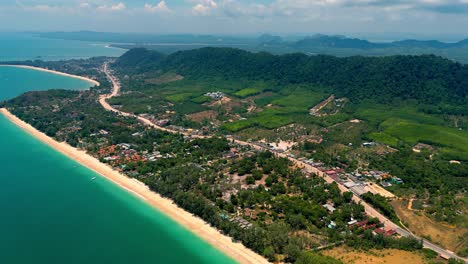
0 68 235 263
0 66 94 101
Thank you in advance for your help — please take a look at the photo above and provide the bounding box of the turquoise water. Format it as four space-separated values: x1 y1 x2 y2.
0 69 235 263
0 33 125 61
0 66 94 101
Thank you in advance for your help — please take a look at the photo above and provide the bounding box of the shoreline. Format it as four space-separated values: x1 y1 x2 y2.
0 108 268 264
0 65 100 87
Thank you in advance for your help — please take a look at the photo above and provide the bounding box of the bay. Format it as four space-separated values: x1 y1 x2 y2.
0 33 125 61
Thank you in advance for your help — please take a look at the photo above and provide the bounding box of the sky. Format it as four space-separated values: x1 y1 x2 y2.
1 0 468 38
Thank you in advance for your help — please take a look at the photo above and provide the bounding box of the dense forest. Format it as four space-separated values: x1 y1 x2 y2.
114 48 468 114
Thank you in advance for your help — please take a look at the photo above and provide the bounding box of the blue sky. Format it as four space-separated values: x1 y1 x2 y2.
2 1 468 37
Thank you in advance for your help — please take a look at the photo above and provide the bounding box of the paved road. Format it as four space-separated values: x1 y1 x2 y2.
101 63 466 262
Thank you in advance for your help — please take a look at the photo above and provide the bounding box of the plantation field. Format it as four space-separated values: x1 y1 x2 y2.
352 103 468 160
354 104 446 126
368 132 400 147
223 113 297 132
234 88 263 97
272 88 328 111
223 88 328 132
381 118 468 159
191 95 212 104
166 92 195 102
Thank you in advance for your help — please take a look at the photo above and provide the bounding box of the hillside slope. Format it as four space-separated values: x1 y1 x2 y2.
114 48 468 114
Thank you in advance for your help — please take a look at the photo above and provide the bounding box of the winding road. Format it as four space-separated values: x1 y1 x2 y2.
100 62 466 262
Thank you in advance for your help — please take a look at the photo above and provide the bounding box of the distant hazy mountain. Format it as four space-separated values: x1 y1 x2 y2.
292 35 379 49
40 31 468 63
258 34 283 44
114 47 468 114
289 35 468 50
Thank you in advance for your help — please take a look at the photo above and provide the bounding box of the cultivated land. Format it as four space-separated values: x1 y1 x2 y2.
322 246 426 264
392 199 467 253
102 61 467 261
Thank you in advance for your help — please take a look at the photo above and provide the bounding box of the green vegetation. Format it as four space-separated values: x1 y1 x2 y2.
367 132 399 147
165 92 194 102
223 109 298 132
361 193 400 224
191 95 212 104
351 103 468 159
296 252 342 264
271 87 327 110
156 48 467 113
234 88 263 97
381 118 468 160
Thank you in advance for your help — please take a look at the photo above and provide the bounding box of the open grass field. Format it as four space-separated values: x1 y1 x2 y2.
321 246 426 264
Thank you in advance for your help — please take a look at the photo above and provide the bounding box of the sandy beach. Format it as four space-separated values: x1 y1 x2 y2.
0 65 100 87
0 108 268 264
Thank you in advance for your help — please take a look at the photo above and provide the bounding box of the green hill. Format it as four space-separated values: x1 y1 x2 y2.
115 48 468 114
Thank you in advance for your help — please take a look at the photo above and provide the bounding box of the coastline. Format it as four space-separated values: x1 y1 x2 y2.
0 65 100 87
0 108 268 264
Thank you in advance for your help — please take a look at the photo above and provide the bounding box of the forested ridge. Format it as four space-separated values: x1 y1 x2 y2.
114 47 468 114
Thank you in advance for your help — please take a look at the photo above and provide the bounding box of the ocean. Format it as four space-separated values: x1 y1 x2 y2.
0 33 125 61
0 66 94 101
0 36 235 264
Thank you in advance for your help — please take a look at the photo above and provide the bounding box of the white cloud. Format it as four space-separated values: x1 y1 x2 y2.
144 1 171 13
79 3 91 9
191 0 218 15
32 5 53 11
97 2 126 12
192 4 210 15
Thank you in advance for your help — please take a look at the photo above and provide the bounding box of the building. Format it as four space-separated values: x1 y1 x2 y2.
381 181 392 187
205 91 225 100
323 203 336 213
118 143 131 150
362 142 377 147
344 181 357 188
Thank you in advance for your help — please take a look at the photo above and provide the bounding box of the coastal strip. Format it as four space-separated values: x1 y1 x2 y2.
0 108 269 264
0 65 100 87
